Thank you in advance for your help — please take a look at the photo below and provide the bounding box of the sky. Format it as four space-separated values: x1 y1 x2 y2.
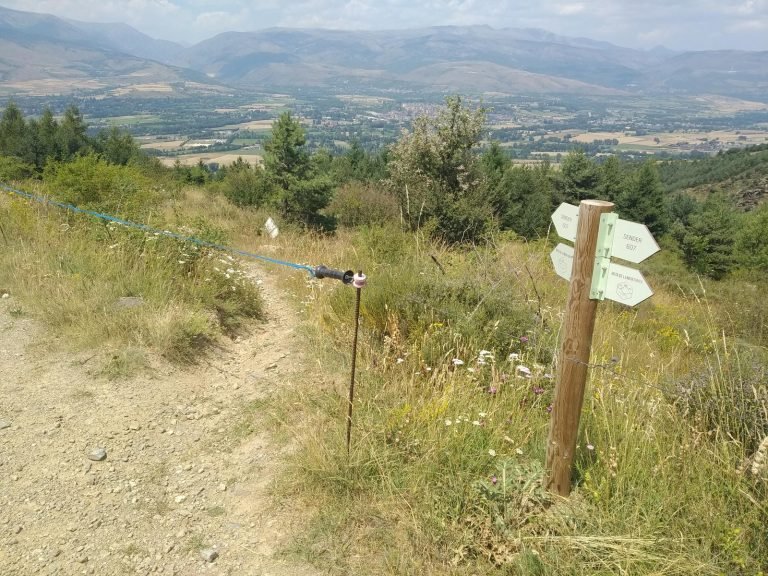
2 0 767 51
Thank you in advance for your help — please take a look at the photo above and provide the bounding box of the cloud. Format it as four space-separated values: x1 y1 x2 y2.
555 3 586 16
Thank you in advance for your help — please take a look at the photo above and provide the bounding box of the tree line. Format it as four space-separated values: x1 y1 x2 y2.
2 98 766 280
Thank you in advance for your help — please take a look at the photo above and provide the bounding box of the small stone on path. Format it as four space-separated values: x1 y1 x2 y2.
0 420 10 430
87 448 107 462
200 548 218 563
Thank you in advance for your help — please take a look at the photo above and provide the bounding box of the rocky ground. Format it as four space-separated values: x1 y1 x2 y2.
0 268 320 575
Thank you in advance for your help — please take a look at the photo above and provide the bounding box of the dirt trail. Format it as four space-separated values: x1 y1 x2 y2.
0 267 319 575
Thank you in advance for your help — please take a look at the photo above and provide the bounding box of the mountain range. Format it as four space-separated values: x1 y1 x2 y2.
1 5 767 100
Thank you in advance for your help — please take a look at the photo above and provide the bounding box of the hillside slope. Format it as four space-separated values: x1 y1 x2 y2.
0 5 216 96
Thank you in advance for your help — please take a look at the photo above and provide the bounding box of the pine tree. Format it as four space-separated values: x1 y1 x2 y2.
0 101 27 159
678 192 737 279
617 160 669 237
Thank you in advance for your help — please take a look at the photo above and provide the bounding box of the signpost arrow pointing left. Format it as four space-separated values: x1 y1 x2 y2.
551 203 579 243
550 243 574 281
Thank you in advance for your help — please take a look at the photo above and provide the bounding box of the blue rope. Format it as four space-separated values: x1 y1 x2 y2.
0 181 316 275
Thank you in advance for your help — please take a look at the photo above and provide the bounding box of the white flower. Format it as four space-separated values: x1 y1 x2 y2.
586 444 595 451
508 353 520 361
472 420 481 426
467 368 476 373
516 365 532 376
488 449 496 457
479 349 493 357
396 358 404 364
479 412 487 418
515 448 524 455
452 358 464 366
444 419 452 426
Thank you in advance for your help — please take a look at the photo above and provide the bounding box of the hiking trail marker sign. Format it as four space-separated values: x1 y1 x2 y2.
545 200 660 497
549 203 658 306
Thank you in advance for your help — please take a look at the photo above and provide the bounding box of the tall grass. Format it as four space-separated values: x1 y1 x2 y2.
3 173 766 573
0 183 263 365
266 225 768 575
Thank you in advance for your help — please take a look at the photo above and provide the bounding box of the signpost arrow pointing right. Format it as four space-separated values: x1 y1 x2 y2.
604 262 653 306
611 219 660 264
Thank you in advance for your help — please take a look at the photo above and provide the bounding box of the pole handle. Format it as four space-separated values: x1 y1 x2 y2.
314 265 354 285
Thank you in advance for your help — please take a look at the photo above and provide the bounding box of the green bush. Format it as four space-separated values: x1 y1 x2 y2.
0 155 36 181
43 153 158 220
325 181 399 227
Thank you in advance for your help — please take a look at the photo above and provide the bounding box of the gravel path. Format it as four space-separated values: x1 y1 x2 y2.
0 268 319 575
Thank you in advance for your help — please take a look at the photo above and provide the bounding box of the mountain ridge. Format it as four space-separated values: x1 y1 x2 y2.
1 5 767 100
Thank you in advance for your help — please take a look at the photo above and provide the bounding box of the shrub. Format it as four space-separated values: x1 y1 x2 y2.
43 153 158 220
325 181 399 227
0 155 35 181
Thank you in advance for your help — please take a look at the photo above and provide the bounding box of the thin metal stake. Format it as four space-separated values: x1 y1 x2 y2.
346 271 364 455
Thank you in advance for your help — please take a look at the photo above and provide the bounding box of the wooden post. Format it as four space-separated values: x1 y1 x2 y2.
545 199 614 496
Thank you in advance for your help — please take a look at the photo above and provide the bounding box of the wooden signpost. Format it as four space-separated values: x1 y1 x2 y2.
545 200 658 496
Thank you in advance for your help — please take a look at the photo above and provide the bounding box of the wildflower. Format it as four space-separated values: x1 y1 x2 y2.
515 448 524 455
546 404 553 413
520 336 529 344
444 419 452 426
452 358 464 366
178 260 186 264
586 444 595 451
479 350 493 357
532 386 544 395
543 373 554 380
467 367 477 373
425 366 432 372
488 386 497 395
491 475 498 485
751 436 768 476
516 365 532 377
508 353 520 361
396 358 404 364
472 420 481 426
488 449 496 457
